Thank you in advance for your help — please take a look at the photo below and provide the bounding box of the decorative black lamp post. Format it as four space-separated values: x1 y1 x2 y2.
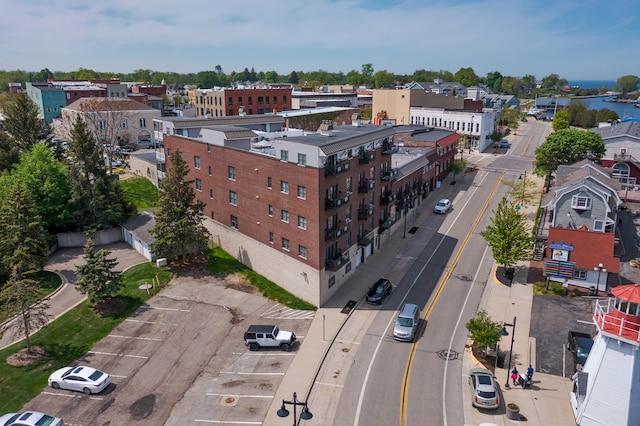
277 392 313 426
500 316 517 388
594 263 606 296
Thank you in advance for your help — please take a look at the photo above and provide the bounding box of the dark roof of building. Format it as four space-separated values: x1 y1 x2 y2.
121 212 156 245
159 115 285 128
281 124 397 156
591 121 640 140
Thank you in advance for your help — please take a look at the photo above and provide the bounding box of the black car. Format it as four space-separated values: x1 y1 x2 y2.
568 331 594 370
366 278 392 304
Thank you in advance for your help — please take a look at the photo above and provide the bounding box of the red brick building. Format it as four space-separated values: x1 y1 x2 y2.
189 86 292 118
163 123 443 306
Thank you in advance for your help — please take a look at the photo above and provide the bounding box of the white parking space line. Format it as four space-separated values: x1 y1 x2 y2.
137 306 191 312
219 371 285 376
195 420 262 424
88 350 149 359
205 392 273 398
315 381 344 388
43 391 79 398
231 352 296 356
108 334 162 341
110 375 128 378
125 319 178 326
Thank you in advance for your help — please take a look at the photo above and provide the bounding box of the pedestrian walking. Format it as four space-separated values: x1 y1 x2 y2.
527 364 534 381
511 368 519 386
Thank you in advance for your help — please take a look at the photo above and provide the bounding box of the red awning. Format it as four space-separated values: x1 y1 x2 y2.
612 284 640 304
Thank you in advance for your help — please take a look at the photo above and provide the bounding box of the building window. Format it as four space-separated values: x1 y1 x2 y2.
282 238 290 251
208 165 212 176
248 96 252 105
283 95 287 103
269 232 274 243
238 97 242 105
209 189 213 199
195 178 202 191
573 269 587 280
258 96 264 105
228 166 236 180
297 185 306 199
140 118 146 128
99 119 106 130
207 144 210 152
258 108 263 114
281 150 289 162
281 181 289 194
571 195 592 210
266 96 270 105
228 97 233 106
194 156 201 169
231 215 238 229
593 220 604 231
281 210 289 223
268 205 273 216
298 216 307 229
298 245 307 259
121 118 128 129
298 153 307 166
167 148 172 156
211 211 215 220
229 191 237 205
267 177 272 189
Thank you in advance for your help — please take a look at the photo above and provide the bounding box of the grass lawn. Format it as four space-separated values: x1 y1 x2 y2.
117 176 159 213
0 272 62 325
205 247 316 311
0 263 171 414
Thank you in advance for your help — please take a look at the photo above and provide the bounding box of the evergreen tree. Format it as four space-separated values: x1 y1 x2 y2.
0 182 49 353
480 197 531 268
151 150 210 263
1 93 51 153
0 131 20 172
75 238 123 305
289 71 299 84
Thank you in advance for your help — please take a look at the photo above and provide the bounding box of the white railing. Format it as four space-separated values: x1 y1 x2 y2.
594 299 640 344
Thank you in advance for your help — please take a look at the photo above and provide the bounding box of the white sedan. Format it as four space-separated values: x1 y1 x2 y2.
434 198 452 214
0 411 64 426
48 366 110 395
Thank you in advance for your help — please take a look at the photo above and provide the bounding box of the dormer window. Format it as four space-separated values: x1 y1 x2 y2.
572 195 592 210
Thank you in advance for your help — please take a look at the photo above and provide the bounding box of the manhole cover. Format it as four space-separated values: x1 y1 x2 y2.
341 348 350 353
437 349 459 361
220 395 239 406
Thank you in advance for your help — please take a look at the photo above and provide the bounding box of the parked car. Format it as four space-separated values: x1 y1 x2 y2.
244 325 296 351
494 140 510 148
366 278 392 304
568 331 594 370
434 198 452 214
0 411 64 426
48 366 110 395
468 368 500 409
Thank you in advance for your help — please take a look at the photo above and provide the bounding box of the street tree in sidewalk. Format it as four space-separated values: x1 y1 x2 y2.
75 238 123 307
481 197 532 268
151 150 210 263
449 158 466 184
465 309 503 355
0 182 49 354
501 174 539 208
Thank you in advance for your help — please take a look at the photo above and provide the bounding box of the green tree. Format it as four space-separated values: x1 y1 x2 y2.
373 70 395 88
30 68 54 82
453 67 479 87
595 108 619 123
614 75 639 97
75 238 123 306
449 158 466 184
361 64 374 86
0 131 20 172
264 71 280 83
465 310 503 354
151 150 210 263
289 71 299 84
522 74 536 91
534 129 605 178
1 93 51 153
485 71 503 93
481 197 531 267
0 182 49 353
552 109 570 131
194 71 222 89
0 144 72 234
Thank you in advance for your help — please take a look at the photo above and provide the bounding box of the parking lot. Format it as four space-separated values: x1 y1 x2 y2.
23 277 314 425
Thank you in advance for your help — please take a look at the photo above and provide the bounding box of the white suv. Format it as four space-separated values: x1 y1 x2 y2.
244 325 296 351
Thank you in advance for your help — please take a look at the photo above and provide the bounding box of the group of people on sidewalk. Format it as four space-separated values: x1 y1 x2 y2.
510 365 534 388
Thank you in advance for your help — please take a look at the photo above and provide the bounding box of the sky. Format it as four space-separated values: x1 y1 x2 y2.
1 0 638 81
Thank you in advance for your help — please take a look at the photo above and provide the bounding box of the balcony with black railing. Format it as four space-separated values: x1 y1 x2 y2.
380 191 397 205
357 232 374 246
359 152 375 164
326 251 349 271
325 193 351 210
325 224 349 241
382 143 399 155
358 179 375 193
379 217 395 231
358 205 374 220
325 162 350 177
380 168 398 181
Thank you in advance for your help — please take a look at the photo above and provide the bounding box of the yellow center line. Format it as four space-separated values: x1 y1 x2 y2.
399 172 504 426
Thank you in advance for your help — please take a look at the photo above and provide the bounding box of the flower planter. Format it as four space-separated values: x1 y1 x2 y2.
507 403 520 420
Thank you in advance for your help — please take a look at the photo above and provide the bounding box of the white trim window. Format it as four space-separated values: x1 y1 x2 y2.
593 220 604 231
571 195 591 210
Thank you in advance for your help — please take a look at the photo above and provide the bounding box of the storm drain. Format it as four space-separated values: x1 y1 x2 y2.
437 349 459 361
408 226 418 234
220 395 239 406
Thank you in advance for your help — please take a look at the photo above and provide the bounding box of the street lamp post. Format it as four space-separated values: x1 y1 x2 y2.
277 392 313 426
468 115 475 154
519 171 527 207
500 316 517 388
594 263 606 296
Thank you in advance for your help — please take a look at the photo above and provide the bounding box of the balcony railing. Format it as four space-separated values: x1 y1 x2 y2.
594 298 640 345
379 217 395 231
326 251 349 271
358 232 374 246
325 224 349 241
358 205 374 220
325 193 351 210
380 168 398 181
325 162 350 177
359 152 375 164
358 179 375 193
380 191 397 205
382 144 399 155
